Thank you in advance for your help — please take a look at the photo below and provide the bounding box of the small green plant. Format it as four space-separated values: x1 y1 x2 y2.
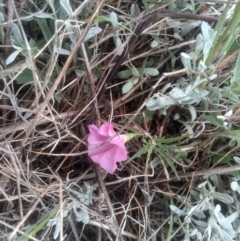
47 182 96 239
146 21 217 120
118 63 159 94
170 176 239 241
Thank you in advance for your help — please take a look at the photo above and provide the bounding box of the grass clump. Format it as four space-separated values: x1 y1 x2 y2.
0 0 240 240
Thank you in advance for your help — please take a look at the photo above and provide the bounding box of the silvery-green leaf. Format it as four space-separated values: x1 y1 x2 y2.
145 100 159 111
188 51 195 59
209 28 215 40
215 210 235 237
181 52 192 70
16 68 33 85
198 181 208 189
169 87 186 99
184 84 192 94
151 39 159 48
11 23 23 46
47 218 58 226
201 21 211 41
130 4 136 18
169 205 186 216
189 90 209 99
188 205 205 219
211 192 234 203
0 12 5 21
55 47 70 55
117 69 132 79
210 174 220 187
193 76 207 87
203 41 212 62
109 11 118 28
191 218 208 227
53 218 60 239
225 109 233 117
146 95 174 111
226 211 238 224
206 222 212 239
143 68 159 76
176 77 187 86
60 0 73 16
198 60 207 72
181 52 192 59
173 32 183 41
75 69 85 77
131 66 139 77
181 21 201 36
161 83 172 94
73 205 82 222
122 77 139 94
181 99 197 105
155 95 175 107
182 122 194 138
230 181 238 191
195 34 204 55
81 209 89 224
35 12 55 19
197 231 203 240
46 0 56 14
113 34 123 55
233 156 240 164
6 49 21 65
188 104 197 121
166 19 182 28
209 74 217 80
190 228 198 236
84 27 102 42
184 215 192 223
226 211 239 227
58 4 68 19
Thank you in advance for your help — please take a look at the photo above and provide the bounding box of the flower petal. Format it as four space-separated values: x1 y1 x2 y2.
87 125 106 145
98 122 116 136
87 122 128 174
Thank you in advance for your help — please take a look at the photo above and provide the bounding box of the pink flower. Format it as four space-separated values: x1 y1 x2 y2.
87 122 128 174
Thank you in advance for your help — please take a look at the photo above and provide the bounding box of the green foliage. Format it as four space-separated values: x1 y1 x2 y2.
118 65 159 94
170 176 239 241
217 130 240 146
206 0 240 67
1 1 240 240
47 182 96 240
202 114 225 128
128 135 188 179
16 207 59 241
146 21 217 117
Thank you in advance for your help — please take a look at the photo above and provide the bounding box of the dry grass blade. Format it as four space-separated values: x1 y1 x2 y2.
1 0 240 240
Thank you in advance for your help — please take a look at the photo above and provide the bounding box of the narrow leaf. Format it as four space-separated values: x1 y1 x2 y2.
170 205 186 216
84 27 102 42
157 146 179 180
117 69 132 79
143 68 159 76
122 77 139 94
60 0 73 16
126 144 149 164
6 49 21 65
109 11 119 28
188 104 197 121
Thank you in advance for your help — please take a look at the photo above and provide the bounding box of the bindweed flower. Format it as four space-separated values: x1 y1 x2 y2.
87 122 128 174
